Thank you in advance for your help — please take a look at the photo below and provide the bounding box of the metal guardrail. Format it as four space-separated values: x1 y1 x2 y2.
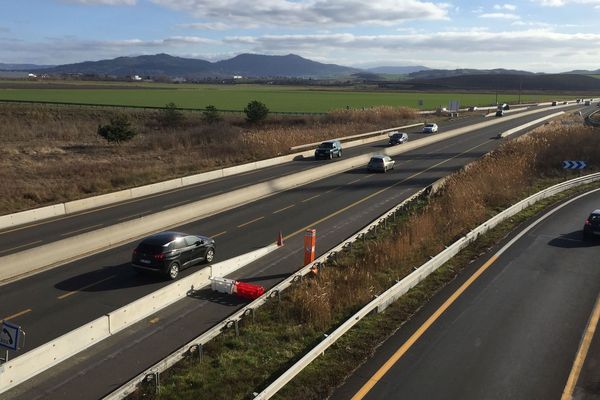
585 110 600 127
253 172 600 399
103 183 434 399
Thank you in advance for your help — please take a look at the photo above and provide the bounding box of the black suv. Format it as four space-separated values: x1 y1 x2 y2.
583 210 600 240
131 231 215 279
315 140 342 159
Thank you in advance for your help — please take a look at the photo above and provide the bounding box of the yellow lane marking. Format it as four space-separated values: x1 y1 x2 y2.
1 308 32 322
301 194 321 203
0 240 43 255
149 317 160 324
210 230 227 238
273 204 295 214
237 216 265 228
284 140 492 242
351 255 499 400
561 293 600 400
60 223 103 237
57 274 117 300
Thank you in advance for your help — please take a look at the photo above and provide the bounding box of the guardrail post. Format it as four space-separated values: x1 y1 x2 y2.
235 320 240 337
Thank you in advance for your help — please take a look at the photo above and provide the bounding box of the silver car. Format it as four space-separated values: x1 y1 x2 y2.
367 155 395 172
422 123 438 133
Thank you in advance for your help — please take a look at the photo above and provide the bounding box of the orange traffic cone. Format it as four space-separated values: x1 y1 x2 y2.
277 231 284 246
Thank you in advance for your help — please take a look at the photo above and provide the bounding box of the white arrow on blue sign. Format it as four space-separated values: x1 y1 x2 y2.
562 161 587 170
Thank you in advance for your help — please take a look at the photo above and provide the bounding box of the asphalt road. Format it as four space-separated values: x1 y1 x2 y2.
0 105 590 399
0 105 562 257
332 189 600 400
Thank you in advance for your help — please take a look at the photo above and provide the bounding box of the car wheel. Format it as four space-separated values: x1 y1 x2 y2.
204 247 215 263
328 153 333 160
338 150 342 158
166 262 180 280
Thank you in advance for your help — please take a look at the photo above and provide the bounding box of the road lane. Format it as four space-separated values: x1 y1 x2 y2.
334 188 600 400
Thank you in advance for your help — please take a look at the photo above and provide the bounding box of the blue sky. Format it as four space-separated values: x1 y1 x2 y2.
1 0 599 71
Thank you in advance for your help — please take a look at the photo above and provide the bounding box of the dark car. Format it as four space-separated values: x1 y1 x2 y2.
388 132 408 145
583 210 600 240
131 231 215 279
495 109 504 117
315 140 342 159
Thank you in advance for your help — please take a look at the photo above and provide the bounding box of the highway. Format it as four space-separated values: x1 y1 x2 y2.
332 189 600 400
0 113 488 257
0 105 568 258
0 105 590 399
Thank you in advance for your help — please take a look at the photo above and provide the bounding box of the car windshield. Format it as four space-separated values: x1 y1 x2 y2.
425 124 434 128
392 134 402 138
319 142 334 148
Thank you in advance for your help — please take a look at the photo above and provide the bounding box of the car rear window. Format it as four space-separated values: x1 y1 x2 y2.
425 124 434 128
320 142 334 148
137 243 165 254
370 158 383 164
392 134 402 138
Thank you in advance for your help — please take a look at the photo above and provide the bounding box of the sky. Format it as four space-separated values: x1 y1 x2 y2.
1 0 600 72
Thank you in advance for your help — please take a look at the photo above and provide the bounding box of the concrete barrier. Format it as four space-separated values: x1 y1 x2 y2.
0 316 110 394
0 204 65 229
0 105 573 285
210 243 279 278
499 112 565 138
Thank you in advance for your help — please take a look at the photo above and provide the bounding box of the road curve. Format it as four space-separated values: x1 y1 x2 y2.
333 188 600 400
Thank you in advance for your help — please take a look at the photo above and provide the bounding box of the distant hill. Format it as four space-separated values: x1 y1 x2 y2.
409 68 535 80
367 65 430 74
38 53 358 78
564 69 600 75
0 63 54 71
404 73 600 91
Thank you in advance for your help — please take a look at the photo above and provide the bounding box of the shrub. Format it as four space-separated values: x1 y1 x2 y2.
157 102 184 127
244 100 269 123
97 115 137 143
202 105 222 124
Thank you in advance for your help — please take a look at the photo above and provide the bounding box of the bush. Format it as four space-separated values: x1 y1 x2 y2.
244 100 269 123
202 105 222 124
97 115 137 143
157 102 184 127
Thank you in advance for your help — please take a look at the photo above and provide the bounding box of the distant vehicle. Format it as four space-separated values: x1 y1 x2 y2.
563 101 568 105
367 155 395 172
585 100 591 106
131 231 215 279
388 132 408 145
497 103 509 110
315 140 342 159
468 106 478 112
495 110 504 117
551 101 557 106
583 210 600 240
422 123 438 133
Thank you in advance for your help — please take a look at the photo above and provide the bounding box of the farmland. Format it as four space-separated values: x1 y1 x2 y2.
0 81 578 113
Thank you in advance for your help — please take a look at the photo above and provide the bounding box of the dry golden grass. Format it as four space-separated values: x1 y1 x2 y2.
284 117 600 330
0 103 417 215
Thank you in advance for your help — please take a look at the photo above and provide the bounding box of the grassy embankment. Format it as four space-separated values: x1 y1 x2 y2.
128 115 600 400
0 103 419 215
0 81 578 112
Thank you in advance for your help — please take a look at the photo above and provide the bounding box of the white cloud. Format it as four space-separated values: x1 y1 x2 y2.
494 4 517 10
533 0 600 6
151 0 449 27
479 12 520 19
178 22 233 31
62 0 136 5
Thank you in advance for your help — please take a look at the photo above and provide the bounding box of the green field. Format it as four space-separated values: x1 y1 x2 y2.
0 82 578 113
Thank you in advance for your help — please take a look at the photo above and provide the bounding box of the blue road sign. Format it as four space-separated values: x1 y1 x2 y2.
0 321 20 351
562 161 587 170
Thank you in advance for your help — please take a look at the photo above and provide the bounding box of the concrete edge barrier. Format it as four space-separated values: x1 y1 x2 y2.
499 111 565 138
0 316 110 394
252 172 600 399
0 104 571 284
0 245 279 394
0 204 66 229
484 107 529 117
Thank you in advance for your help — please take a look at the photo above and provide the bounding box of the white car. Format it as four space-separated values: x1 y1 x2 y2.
422 123 438 133
367 155 395 172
